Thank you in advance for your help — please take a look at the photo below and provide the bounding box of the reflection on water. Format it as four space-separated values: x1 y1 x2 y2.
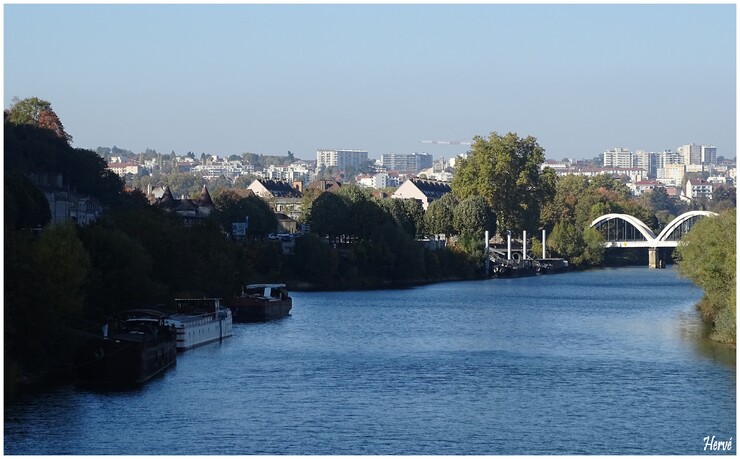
4 266 735 455
677 310 736 368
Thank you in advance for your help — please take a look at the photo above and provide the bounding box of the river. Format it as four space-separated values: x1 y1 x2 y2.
4 266 736 455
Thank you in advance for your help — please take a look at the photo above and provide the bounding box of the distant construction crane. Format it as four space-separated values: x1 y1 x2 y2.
421 140 472 146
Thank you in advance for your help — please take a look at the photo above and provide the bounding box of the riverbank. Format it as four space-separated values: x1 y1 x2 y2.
6 268 733 455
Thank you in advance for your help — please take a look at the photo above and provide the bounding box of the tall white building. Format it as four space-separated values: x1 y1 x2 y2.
658 149 682 169
633 150 658 178
316 149 368 171
678 143 702 166
602 148 633 169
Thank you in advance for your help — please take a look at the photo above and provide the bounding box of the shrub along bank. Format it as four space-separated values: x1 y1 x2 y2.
674 209 736 346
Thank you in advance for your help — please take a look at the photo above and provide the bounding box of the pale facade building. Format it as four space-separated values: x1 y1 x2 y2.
633 150 658 178
392 179 452 210
678 143 702 166
380 152 433 173
657 163 686 186
316 149 368 171
372 173 390 189
684 179 714 200
602 148 633 169
658 149 682 169
108 162 140 177
629 180 663 196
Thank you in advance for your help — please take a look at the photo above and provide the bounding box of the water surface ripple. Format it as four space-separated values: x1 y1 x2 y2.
4 267 735 454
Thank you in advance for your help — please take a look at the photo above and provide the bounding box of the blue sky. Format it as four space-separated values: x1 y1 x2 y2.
4 4 736 160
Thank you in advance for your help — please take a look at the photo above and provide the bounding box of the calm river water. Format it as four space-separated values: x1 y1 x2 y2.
4 266 736 455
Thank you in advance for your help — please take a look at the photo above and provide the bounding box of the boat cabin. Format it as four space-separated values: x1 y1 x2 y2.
243 284 289 301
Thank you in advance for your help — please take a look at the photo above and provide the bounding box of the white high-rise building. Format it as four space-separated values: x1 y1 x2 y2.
602 148 633 169
634 150 658 178
678 143 702 166
658 149 682 169
316 149 369 171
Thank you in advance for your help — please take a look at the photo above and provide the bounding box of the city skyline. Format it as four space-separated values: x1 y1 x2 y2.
4 4 736 160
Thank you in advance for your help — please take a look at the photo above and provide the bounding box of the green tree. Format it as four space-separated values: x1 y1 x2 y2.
308 191 349 241
423 192 459 237
547 221 582 262
291 234 340 284
165 172 202 198
539 174 589 230
4 173 51 230
710 185 737 212
452 132 555 235
453 195 496 238
381 198 424 238
298 187 323 224
674 210 736 344
212 189 277 237
579 226 605 266
79 224 168 319
32 223 91 317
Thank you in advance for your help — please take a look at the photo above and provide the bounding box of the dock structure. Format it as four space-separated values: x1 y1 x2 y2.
486 233 568 278
488 251 569 278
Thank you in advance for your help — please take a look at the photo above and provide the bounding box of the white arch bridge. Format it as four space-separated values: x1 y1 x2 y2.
589 211 718 268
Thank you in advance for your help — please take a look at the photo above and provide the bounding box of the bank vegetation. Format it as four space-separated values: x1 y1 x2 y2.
674 209 736 346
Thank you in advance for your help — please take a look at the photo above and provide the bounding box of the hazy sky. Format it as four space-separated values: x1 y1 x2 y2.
4 4 736 160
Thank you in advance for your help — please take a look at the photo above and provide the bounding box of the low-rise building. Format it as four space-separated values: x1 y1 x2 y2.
247 179 303 199
108 161 140 177
657 163 686 186
392 178 452 210
684 179 714 200
154 185 214 224
629 180 663 196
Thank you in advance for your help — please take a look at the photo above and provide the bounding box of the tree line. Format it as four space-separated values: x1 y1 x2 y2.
3 98 482 389
5 98 736 389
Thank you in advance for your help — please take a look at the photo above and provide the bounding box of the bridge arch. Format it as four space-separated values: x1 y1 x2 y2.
656 210 718 242
589 213 657 244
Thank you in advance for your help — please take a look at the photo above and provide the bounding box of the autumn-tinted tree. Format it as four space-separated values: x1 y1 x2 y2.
5 119 125 208
6 97 72 143
540 173 642 267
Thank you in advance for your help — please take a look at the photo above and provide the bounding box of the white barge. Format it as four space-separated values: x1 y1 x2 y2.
166 298 233 351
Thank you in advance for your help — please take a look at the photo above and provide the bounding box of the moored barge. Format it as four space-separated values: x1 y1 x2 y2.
77 309 177 384
227 284 292 322
166 298 233 350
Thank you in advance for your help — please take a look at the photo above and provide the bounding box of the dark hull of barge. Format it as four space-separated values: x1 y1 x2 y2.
229 299 292 322
77 311 177 385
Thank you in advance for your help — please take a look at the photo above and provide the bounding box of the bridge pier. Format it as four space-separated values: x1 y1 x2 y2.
649 247 666 269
